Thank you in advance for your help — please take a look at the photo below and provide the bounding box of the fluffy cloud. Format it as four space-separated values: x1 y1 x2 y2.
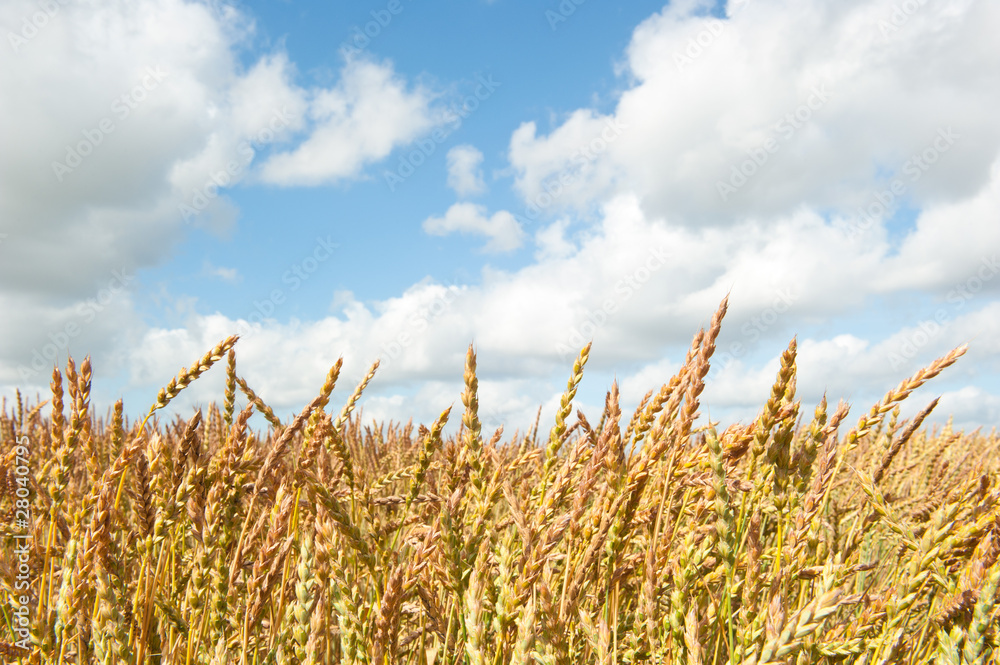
0 0 239 296
125 191 1000 433
446 145 487 196
3 0 998 440
873 170 1000 293
509 0 1000 233
259 56 438 186
423 203 524 252
0 0 444 388
0 0 436 290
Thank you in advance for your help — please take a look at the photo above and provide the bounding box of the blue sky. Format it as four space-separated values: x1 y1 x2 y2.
2 0 999 434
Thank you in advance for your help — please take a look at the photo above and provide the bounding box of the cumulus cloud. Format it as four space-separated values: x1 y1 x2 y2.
534 218 577 261
0 0 450 395
872 169 1000 293
125 190 996 432
422 203 525 252
2 0 998 439
508 111 627 214
0 0 239 296
446 145 487 196
258 57 438 186
170 52 307 218
509 0 1000 232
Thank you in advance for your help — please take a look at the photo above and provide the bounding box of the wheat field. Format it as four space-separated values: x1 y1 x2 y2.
1 296 998 664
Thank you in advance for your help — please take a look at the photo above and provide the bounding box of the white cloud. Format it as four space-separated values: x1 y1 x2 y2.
0 286 141 386
0 0 264 388
422 202 525 252
0 0 448 398
258 57 438 186
3 181 991 436
169 52 307 219
446 145 487 196
935 387 1000 433
704 299 1000 425
119 191 988 425
226 53 308 140
508 0 1000 228
203 262 241 284
534 218 577 261
3 0 998 440
0 0 240 296
508 111 626 213
873 174 1000 293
